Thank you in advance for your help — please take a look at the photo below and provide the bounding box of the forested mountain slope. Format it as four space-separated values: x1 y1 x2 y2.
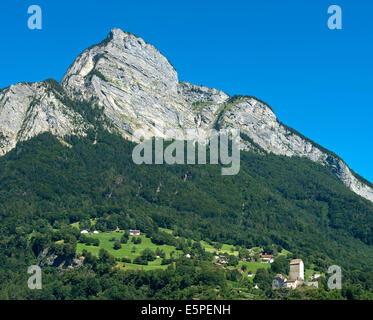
1 129 372 271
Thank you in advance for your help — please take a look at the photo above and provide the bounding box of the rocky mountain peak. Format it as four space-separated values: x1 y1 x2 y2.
1 28 372 203
62 28 179 95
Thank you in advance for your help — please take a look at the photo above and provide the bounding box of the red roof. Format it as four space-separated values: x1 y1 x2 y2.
261 254 273 258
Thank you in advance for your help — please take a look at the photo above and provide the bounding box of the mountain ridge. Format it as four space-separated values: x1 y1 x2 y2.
0 28 372 202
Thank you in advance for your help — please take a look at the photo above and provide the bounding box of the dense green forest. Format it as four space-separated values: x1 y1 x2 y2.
0 128 372 299
0 88 373 299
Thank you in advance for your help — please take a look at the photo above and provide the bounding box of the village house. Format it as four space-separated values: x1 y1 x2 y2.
80 229 89 234
129 229 141 236
260 254 274 264
260 254 273 261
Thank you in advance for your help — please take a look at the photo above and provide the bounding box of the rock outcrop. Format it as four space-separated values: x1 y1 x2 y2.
1 28 372 202
0 81 89 155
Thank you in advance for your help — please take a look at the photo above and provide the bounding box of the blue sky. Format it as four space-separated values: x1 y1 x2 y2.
1 0 372 182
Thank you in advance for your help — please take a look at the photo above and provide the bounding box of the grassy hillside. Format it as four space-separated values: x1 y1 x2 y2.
76 231 181 270
74 228 275 274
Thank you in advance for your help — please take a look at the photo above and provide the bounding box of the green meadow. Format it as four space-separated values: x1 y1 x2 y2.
200 241 239 256
75 229 301 275
117 260 170 271
237 261 271 273
76 231 182 268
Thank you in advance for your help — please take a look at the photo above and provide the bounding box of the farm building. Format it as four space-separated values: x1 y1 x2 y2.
260 254 273 260
129 229 141 236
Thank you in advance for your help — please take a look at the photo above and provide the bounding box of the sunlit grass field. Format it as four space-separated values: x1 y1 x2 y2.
76 231 182 264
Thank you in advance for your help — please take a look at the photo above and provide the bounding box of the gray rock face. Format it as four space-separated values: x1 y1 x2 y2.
62 29 197 139
1 28 372 203
220 97 373 202
38 248 84 269
0 81 89 155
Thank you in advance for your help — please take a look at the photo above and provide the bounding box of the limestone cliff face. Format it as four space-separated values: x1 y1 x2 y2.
219 97 373 202
1 28 372 202
0 81 89 155
62 29 196 139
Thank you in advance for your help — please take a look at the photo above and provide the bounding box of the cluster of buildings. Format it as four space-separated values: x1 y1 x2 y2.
273 259 319 289
114 227 141 235
80 229 99 234
213 255 229 265
80 228 141 236
211 248 277 269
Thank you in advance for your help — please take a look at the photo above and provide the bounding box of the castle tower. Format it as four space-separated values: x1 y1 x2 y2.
290 259 304 280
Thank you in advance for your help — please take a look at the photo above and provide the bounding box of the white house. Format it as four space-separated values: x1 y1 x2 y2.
80 230 89 234
93 230 99 234
260 254 273 261
285 279 298 289
129 229 141 236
